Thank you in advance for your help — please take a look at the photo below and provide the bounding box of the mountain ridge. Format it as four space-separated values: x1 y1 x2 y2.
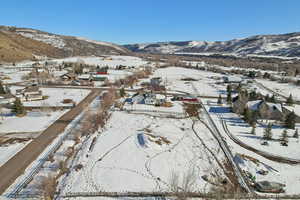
0 25 130 63
124 32 300 57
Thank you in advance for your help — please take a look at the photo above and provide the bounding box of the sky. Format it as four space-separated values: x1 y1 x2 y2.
1 0 300 44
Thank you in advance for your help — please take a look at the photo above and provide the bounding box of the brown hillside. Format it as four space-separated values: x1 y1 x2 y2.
0 30 64 63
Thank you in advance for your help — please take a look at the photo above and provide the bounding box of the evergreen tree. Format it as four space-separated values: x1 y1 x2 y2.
293 129 299 138
236 83 242 93
0 81 6 94
270 94 276 103
251 125 256 135
265 94 270 102
281 129 289 146
217 94 222 105
263 123 273 140
250 110 259 126
286 94 294 106
119 88 125 97
249 91 257 101
12 98 26 116
295 69 299 77
263 72 271 79
226 84 232 93
243 107 252 123
285 111 296 129
227 90 232 104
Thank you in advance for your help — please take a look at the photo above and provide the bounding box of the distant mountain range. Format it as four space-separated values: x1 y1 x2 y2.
1 25 299 63
0 26 129 63
124 32 300 58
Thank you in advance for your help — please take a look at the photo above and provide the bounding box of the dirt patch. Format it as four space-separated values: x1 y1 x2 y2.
145 133 171 146
0 137 30 146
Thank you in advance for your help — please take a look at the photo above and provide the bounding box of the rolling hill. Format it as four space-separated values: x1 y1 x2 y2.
0 26 130 63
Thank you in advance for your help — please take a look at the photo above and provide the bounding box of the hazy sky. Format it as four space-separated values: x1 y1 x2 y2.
1 0 300 44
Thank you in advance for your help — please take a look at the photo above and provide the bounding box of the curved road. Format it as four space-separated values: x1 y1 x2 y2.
217 113 300 164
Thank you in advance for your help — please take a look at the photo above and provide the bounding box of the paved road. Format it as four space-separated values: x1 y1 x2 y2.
0 89 101 195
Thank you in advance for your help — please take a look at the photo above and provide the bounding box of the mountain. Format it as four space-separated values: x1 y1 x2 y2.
0 26 129 63
124 32 300 57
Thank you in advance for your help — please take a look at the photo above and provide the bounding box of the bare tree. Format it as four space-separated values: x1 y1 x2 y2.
41 175 57 200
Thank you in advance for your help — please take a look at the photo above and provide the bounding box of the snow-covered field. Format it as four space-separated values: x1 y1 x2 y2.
150 67 226 96
52 56 148 69
60 110 226 194
257 79 300 101
0 68 30 84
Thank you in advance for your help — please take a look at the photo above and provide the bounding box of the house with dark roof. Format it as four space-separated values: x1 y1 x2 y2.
60 72 77 81
16 86 43 101
246 100 284 121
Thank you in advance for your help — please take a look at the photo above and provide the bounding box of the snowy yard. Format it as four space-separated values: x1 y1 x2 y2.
0 110 66 133
60 111 226 194
10 87 91 107
203 98 300 195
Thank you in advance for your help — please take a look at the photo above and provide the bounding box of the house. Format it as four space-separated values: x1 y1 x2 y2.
150 77 166 91
96 66 108 75
144 93 156 105
182 96 198 103
150 77 162 87
79 74 108 82
116 65 127 70
0 93 15 105
246 100 284 121
92 74 108 81
131 93 145 104
16 86 43 101
60 72 77 81
129 92 166 106
71 80 94 86
223 76 243 83
155 94 166 105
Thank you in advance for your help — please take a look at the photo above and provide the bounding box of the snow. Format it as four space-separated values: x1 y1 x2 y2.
17 31 66 49
256 79 300 101
0 141 31 167
0 111 66 133
60 110 225 194
0 68 30 84
284 105 300 117
52 56 148 69
10 87 91 107
203 99 300 194
150 67 226 97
